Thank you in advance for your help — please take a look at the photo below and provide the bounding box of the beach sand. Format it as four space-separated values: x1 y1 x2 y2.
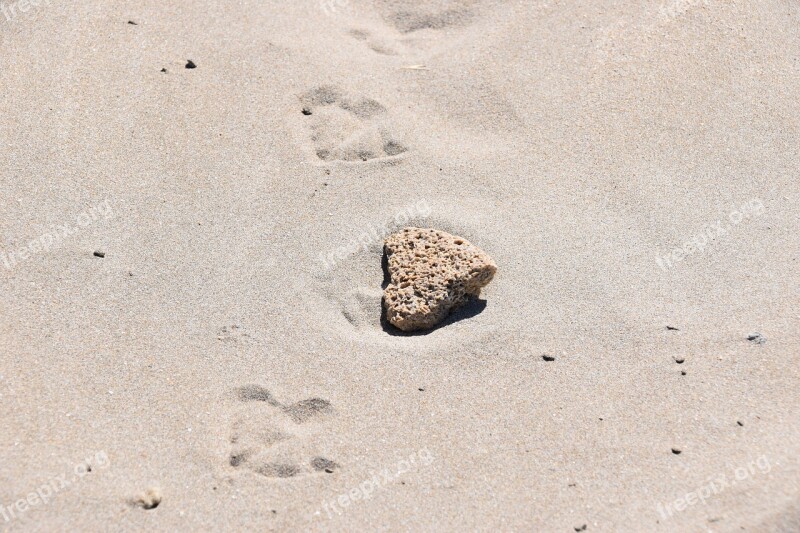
1 0 798 530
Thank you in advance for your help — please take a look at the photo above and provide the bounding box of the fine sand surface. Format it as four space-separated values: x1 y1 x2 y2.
1 0 799 531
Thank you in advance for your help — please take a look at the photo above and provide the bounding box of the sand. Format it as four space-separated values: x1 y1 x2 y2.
1 0 799 531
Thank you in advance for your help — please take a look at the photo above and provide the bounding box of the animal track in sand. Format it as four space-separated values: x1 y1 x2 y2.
299 85 408 162
386 7 472 34
348 28 399 56
346 2 479 59
216 324 251 344
373 0 475 34
226 385 339 479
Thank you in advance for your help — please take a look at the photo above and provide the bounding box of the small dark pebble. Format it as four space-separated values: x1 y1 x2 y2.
302 108 312 115
93 251 105 258
737 421 744 427
161 68 167 73
671 448 682 455
666 326 679 331
542 355 555 362
575 525 587 532
128 20 137 25
418 388 425 391
674 357 685 364
185 60 197 69
747 333 766 345
680 371 687 376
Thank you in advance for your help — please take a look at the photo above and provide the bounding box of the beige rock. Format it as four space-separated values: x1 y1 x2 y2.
130 488 162 510
383 228 497 332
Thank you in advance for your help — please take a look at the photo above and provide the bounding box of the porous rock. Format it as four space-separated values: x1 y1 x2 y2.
382 228 496 331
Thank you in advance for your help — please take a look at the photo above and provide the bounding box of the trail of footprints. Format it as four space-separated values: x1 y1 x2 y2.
298 3 486 162
227 385 340 478
257 0 484 476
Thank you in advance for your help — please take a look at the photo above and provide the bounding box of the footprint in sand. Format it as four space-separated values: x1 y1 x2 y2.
299 85 408 162
381 4 474 34
347 1 478 58
226 385 339 478
348 28 400 56
216 324 252 345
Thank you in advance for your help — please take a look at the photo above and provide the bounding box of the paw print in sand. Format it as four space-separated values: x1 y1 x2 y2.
227 385 340 478
216 325 251 345
299 85 408 162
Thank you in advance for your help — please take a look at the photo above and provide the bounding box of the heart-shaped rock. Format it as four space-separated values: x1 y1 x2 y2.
383 228 497 332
